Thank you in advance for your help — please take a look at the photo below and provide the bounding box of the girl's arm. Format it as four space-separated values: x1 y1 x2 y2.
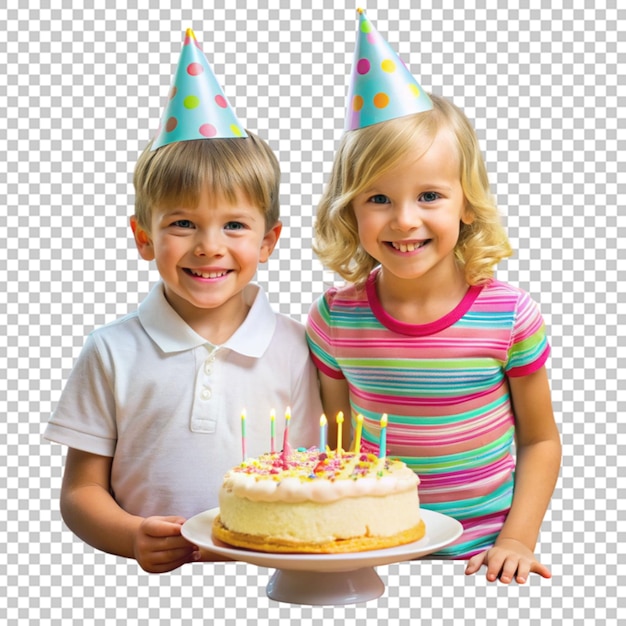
317 371 352 448
465 366 561 583
60 448 202 573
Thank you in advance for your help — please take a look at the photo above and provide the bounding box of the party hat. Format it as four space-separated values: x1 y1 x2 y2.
151 29 247 151
345 9 433 131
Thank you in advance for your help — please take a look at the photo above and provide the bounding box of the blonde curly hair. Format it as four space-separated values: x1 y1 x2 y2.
314 94 512 285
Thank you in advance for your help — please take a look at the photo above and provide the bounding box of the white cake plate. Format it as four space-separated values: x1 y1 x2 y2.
182 508 462 605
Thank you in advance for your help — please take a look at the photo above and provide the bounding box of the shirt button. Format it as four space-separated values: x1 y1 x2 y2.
201 387 212 400
204 360 212 374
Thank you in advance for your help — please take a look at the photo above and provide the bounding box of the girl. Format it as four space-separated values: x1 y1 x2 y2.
306 93 561 584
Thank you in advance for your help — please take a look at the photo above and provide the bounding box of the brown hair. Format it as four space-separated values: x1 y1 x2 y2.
133 131 280 232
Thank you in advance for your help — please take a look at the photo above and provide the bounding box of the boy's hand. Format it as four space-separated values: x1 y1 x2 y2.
464 537 552 584
133 516 200 573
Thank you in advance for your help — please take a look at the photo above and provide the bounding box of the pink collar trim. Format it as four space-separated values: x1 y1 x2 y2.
365 268 484 336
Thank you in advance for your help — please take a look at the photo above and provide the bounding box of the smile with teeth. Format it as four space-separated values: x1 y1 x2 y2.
390 240 429 253
186 268 230 279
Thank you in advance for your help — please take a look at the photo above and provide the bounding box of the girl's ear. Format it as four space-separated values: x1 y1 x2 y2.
130 216 155 261
461 202 475 226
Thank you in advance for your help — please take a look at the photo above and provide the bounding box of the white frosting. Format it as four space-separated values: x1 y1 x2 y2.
220 450 419 504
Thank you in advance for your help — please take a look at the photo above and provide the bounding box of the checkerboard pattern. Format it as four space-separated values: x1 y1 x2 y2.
1 1 623 624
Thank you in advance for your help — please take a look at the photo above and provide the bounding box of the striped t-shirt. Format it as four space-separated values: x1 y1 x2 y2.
306 269 550 558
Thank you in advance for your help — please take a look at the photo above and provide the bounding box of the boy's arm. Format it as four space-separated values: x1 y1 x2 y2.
318 372 352 449
61 448 200 573
465 366 561 583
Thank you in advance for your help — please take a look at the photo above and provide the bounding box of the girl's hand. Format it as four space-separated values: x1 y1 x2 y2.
133 516 200 573
464 537 552 584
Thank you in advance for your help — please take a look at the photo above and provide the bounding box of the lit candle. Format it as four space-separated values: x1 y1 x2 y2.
270 408 276 453
353 413 364 453
241 409 247 461
319 414 328 452
336 411 344 455
283 406 291 447
379 413 388 459
281 406 292 467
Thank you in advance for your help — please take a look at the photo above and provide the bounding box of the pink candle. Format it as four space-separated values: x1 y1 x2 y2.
281 406 292 467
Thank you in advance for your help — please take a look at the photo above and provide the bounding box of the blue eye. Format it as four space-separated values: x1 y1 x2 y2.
369 194 390 204
225 221 245 230
420 192 441 203
171 219 194 228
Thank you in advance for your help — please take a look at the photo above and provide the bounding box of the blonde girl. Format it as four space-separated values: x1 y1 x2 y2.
306 94 561 584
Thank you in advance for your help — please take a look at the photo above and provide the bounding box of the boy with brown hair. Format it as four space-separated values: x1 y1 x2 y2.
45 29 321 573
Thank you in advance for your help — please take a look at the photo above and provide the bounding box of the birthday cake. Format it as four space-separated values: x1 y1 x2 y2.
212 448 425 553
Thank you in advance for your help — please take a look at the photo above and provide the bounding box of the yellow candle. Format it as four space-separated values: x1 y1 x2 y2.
336 411 344 455
353 413 364 453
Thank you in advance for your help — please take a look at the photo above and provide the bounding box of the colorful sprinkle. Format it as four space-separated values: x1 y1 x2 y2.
232 448 396 483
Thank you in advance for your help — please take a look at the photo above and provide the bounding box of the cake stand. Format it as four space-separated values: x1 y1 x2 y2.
182 508 462 605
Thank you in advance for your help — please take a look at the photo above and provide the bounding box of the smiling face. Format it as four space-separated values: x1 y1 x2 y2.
351 129 473 292
132 187 281 338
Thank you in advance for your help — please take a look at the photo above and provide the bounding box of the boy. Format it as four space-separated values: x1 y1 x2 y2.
44 29 321 574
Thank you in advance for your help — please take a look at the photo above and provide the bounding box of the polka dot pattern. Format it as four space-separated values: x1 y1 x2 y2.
381 59 396 73
345 10 433 131
373 92 389 109
152 28 247 150
187 62 204 77
184 95 200 109
199 124 217 138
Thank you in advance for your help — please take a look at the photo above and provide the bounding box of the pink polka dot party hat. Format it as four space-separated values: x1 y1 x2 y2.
152 28 247 151
345 9 433 131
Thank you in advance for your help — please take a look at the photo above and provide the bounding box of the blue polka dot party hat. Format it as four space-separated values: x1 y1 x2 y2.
345 9 433 131
152 29 247 151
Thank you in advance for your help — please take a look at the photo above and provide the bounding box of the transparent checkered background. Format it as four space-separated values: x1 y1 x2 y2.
1 0 624 624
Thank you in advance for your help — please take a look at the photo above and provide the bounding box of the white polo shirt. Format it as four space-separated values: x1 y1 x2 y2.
44 282 322 519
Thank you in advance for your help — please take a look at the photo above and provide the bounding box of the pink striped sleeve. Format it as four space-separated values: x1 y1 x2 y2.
306 290 346 380
505 290 551 376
